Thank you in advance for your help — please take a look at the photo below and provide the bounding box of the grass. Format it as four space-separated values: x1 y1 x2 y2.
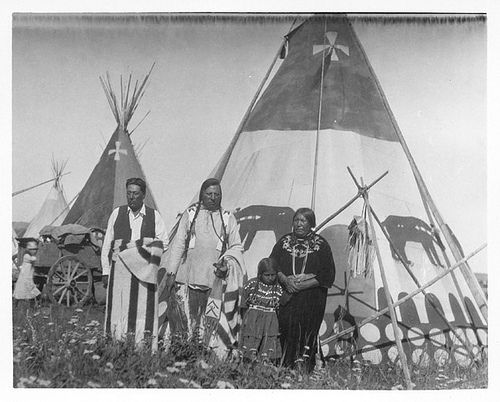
12 302 488 389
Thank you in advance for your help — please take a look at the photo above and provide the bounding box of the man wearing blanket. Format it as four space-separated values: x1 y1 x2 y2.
101 178 168 350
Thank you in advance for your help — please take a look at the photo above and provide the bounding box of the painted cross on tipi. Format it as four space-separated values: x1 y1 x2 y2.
313 31 350 61
108 141 128 161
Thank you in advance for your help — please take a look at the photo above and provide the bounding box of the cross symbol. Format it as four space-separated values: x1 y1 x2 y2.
313 31 350 61
108 141 128 161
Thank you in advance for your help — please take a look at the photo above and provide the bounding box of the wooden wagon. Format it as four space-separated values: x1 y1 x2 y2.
16 224 105 307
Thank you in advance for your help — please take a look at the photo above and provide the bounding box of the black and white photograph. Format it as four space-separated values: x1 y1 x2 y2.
5 0 494 394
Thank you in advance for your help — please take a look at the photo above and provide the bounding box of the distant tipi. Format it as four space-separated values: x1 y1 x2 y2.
24 158 69 238
206 15 487 367
63 66 157 229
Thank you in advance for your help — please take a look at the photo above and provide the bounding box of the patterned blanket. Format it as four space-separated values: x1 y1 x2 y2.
104 238 164 350
157 249 246 358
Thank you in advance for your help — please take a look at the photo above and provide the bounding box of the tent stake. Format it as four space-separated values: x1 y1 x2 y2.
364 183 413 389
320 243 486 345
369 205 478 364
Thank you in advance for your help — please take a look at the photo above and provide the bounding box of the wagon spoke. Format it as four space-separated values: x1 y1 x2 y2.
75 286 85 296
70 262 81 280
72 270 88 281
54 272 66 282
73 292 79 305
58 288 67 304
53 285 65 296
68 261 76 281
52 278 65 287
66 291 70 307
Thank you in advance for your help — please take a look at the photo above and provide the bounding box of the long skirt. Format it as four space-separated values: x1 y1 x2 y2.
240 308 281 360
278 287 327 371
105 260 158 350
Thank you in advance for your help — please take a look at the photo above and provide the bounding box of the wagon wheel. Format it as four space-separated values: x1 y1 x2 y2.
46 255 93 307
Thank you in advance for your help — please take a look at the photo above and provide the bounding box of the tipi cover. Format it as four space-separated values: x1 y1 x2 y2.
63 68 157 229
209 15 487 366
24 160 69 238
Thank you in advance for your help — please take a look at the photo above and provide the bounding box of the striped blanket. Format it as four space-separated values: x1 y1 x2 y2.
158 249 245 359
104 238 163 350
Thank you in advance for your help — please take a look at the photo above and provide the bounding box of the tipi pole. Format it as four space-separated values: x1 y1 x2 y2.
213 20 297 180
369 205 478 362
315 170 388 232
346 169 476 360
364 187 413 389
348 19 487 320
12 172 70 197
320 243 486 345
311 17 328 211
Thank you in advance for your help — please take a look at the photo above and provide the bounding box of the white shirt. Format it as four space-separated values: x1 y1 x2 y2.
100 204 168 276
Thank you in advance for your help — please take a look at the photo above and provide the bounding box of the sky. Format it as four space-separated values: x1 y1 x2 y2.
10 13 487 273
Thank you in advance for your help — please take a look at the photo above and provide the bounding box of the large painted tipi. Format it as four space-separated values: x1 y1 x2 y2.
208 15 487 369
24 159 69 238
63 67 157 229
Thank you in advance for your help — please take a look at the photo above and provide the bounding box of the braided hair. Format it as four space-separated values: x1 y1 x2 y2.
183 178 229 260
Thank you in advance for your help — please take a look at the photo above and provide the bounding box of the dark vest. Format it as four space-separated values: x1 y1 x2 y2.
113 204 156 241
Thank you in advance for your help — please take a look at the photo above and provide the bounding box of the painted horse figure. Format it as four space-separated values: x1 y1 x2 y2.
382 215 444 267
235 205 295 251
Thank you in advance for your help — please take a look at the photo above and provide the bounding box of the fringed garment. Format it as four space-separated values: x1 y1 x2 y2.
158 251 245 359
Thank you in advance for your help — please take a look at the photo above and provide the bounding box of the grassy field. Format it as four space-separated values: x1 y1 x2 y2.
12 303 488 389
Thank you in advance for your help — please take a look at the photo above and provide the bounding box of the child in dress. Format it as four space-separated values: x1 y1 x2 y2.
240 257 283 362
13 239 41 309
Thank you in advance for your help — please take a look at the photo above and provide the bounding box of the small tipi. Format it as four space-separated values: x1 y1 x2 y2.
24 159 69 238
207 15 487 368
63 67 157 229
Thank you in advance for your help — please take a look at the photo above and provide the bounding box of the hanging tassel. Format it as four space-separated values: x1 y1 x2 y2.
279 40 288 59
347 203 375 278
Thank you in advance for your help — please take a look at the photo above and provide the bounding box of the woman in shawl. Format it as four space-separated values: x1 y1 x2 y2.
270 207 335 371
162 178 244 348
